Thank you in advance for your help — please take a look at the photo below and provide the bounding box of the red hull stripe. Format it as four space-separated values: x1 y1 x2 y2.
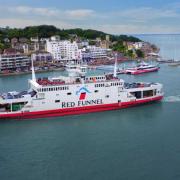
0 96 163 119
130 68 159 75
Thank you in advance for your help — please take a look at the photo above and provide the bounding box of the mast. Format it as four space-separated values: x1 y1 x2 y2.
31 57 36 82
113 53 118 78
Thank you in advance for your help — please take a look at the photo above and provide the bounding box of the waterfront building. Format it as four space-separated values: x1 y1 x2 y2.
0 53 30 72
23 42 46 54
46 39 62 61
11 38 18 48
40 38 50 42
77 40 89 49
30 37 39 43
100 35 111 49
19 37 28 43
31 51 53 64
81 46 109 62
50 36 60 41
46 37 80 63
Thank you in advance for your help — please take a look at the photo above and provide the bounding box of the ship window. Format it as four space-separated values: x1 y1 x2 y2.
55 100 60 103
131 91 142 99
67 92 72 95
106 95 109 98
143 90 153 98
94 90 98 93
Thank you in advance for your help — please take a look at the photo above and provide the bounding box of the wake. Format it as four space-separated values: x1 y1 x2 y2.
163 95 180 102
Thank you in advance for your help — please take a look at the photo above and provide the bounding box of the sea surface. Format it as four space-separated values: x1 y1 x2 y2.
0 35 180 180
136 34 180 60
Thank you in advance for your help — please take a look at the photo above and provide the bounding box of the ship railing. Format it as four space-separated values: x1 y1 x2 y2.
0 90 34 100
124 82 156 89
36 78 121 87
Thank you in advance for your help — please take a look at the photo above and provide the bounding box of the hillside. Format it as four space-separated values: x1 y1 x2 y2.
0 25 141 42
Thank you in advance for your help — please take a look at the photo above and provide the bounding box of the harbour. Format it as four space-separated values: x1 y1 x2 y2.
0 60 180 179
1 29 180 180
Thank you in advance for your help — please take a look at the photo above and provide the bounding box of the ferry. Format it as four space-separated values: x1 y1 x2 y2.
0 60 163 119
125 62 160 75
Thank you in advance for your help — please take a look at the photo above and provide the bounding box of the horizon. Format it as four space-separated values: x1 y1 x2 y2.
1 25 180 36
0 0 180 34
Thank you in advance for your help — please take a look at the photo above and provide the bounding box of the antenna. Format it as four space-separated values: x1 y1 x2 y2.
31 57 36 82
113 53 117 78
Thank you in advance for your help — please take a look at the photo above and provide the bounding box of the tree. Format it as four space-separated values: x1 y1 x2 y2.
112 41 127 53
126 50 134 58
136 49 144 58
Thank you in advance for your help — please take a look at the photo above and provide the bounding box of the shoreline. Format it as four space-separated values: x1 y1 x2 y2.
0 68 65 77
0 58 159 77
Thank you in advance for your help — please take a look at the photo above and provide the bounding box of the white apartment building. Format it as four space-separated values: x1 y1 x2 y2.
81 46 108 62
46 40 62 61
46 37 80 62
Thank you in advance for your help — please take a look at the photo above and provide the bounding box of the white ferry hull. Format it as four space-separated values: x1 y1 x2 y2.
0 95 163 120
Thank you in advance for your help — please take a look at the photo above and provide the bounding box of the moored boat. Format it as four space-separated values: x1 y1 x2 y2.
125 62 160 75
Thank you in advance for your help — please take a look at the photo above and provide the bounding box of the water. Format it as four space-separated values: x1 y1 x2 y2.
136 34 180 60
1 36 180 180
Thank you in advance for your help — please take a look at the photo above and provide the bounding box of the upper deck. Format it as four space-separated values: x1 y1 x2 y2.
36 74 122 87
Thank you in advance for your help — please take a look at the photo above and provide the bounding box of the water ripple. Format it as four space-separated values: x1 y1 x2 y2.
163 95 180 102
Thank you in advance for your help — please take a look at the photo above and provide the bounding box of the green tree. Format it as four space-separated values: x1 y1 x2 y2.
136 49 144 58
126 50 134 58
112 41 127 53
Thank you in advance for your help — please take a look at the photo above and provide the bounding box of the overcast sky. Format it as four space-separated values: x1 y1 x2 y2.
0 0 180 34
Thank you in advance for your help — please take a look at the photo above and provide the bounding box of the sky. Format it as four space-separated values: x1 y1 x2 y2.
0 0 180 34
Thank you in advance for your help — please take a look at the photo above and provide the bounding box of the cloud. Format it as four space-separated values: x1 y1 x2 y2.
7 6 60 17
115 7 179 23
5 6 95 20
0 4 180 34
95 24 180 34
0 18 75 29
65 9 95 19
